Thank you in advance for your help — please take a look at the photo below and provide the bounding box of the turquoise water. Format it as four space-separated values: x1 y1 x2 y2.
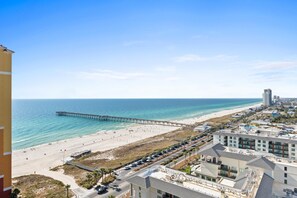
12 99 261 150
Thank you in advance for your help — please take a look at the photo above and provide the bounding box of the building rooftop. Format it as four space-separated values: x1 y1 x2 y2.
214 126 297 144
129 165 260 198
202 143 297 167
0 45 14 53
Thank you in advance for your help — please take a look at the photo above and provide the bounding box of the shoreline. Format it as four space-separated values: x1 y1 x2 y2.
12 102 260 151
12 103 260 178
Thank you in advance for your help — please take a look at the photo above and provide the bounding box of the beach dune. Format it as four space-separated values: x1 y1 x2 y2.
12 104 260 189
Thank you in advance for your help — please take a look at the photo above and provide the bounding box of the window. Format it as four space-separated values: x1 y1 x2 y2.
263 149 266 152
292 153 295 156
284 167 287 171
258 140 261 143
284 173 287 177
284 179 287 184
139 187 141 190
292 148 295 151
292 144 295 148
157 190 162 194
263 140 266 143
258 144 261 147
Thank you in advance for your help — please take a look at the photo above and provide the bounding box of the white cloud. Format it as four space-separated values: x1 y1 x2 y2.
174 54 206 62
78 69 149 80
165 76 181 81
155 66 176 72
254 61 297 70
174 54 237 63
123 40 146 47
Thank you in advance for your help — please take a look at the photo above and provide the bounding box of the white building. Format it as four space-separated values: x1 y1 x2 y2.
127 142 297 198
213 127 297 160
196 143 297 197
263 89 272 107
128 163 263 198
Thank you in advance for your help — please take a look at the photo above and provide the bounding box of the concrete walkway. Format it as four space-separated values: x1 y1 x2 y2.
37 169 89 197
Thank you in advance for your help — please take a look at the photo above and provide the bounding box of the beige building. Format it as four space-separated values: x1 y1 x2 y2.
0 44 13 197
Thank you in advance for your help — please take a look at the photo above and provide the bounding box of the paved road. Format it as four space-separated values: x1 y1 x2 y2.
82 135 211 198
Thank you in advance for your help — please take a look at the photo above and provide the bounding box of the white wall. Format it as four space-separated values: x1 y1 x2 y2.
274 162 297 187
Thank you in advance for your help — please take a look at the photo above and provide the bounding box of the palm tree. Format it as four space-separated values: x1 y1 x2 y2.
65 184 71 198
86 173 93 182
11 188 20 198
93 170 101 181
107 168 113 175
100 168 106 180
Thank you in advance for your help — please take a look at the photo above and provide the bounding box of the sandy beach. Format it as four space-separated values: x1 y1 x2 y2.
12 103 260 190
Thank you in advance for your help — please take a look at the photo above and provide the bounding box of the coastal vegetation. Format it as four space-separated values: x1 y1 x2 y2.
56 113 234 187
102 174 116 185
12 174 74 198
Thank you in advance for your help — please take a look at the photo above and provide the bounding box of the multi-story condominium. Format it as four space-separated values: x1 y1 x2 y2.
213 126 297 160
128 143 297 198
263 89 272 107
0 45 13 197
128 163 263 198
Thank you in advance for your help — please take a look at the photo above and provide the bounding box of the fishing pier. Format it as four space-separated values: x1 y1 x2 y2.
56 111 190 127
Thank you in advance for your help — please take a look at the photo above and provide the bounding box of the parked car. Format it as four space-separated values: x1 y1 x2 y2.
97 185 108 194
124 166 131 170
131 163 137 167
137 161 142 165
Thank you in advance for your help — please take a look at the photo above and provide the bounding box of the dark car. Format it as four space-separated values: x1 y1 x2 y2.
96 185 108 194
137 160 142 165
124 166 131 170
130 163 137 167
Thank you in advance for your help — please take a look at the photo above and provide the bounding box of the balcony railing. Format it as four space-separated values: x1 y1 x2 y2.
218 171 236 179
218 166 238 173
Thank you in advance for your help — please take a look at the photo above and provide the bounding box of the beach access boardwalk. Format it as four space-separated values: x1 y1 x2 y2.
56 111 191 127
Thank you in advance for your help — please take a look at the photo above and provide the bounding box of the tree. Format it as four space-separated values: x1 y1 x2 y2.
100 168 106 180
10 188 20 198
107 168 113 175
108 195 116 198
93 170 101 181
65 184 71 198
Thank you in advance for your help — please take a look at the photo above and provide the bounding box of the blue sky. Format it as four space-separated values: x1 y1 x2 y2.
1 0 297 98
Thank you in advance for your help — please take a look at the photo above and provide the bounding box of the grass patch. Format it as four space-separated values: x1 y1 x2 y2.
12 174 74 198
102 175 116 185
75 128 196 170
180 165 191 174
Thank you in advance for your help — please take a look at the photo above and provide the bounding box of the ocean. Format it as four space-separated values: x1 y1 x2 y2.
12 99 261 150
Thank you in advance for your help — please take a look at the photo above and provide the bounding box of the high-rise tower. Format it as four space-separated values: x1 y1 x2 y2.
263 89 272 107
0 45 13 197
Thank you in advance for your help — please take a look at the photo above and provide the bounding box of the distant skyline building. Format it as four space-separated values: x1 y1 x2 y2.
263 89 272 106
0 45 13 197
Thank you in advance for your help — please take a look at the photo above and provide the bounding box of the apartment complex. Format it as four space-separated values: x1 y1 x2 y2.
196 143 297 196
213 127 297 160
128 143 297 198
263 89 272 107
128 163 263 198
0 45 13 197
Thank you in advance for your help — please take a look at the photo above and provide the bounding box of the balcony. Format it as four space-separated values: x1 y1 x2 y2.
218 171 236 179
218 165 238 173
200 158 222 165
